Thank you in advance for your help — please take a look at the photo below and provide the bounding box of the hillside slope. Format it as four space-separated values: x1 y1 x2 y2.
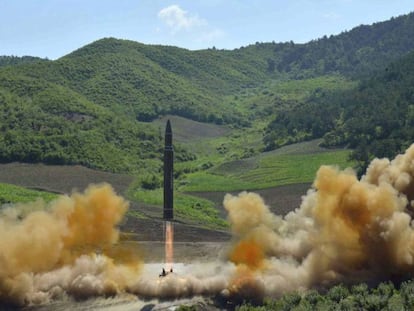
0 55 48 68
269 11 414 78
264 50 414 174
0 72 163 172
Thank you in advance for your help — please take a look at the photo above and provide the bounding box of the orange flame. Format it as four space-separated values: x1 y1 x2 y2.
230 238 265 270
165 221 174 270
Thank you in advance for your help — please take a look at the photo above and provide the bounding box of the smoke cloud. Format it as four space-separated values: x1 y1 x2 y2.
2 144 414 307
223 143 414 301
0 184 139 305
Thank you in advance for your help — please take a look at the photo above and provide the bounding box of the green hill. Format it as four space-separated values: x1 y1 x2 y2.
1 12 414 173
5 38 271 124
0 55 48 68
0 72 163 172
325 51 414 173
270 12 414 78
264 50 414 175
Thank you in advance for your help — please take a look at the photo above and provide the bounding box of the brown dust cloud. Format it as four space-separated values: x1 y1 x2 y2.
1 144 414 306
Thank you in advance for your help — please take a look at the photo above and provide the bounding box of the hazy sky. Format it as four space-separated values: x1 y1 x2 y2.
1 0 413 59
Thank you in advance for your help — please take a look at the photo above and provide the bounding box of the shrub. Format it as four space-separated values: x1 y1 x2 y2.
400 279 414 307
140 174 161 190
327 285 349 303
387 293 405 311
303 290 324 306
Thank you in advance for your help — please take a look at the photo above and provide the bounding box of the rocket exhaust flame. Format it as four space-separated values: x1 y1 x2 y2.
164 221 174 272
2 144 414 307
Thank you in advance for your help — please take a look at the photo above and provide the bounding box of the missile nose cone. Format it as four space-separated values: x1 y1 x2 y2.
165 119 172 148
166 119 172 134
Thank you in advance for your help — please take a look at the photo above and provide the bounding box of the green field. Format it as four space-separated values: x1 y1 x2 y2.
0 183 57 205
128 188 227 229
179 149 352 192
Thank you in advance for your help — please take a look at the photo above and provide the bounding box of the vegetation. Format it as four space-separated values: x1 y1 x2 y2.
325 51 414 174
0 75 166 173
234 280 414 310
179 149 352 192
271 12 414 78
0 183 57 205
127 187 227 229
0 55 48 68
264 51 414 175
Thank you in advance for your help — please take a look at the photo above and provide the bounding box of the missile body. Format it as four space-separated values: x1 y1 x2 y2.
163 120 174 220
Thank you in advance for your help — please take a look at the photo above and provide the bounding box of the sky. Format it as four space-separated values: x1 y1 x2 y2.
1 0 413 60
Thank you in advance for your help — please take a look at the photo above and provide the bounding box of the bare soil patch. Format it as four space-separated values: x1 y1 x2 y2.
189 183 311 218
129 241 228 263
0 162 133 195
122 217 231 242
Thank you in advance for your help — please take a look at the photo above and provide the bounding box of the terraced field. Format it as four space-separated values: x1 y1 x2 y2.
180 141 353 192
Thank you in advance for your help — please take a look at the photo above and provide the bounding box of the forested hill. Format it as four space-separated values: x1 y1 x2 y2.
1 11 414 172
267 11 414 78
2 12 414 123
0 56 49 68
264 50 414 175
0 38 267 125
326 50 414 172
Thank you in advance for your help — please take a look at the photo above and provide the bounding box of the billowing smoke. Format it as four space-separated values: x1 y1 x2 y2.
0 184 141 305
2 144 414 307
223 143 414 302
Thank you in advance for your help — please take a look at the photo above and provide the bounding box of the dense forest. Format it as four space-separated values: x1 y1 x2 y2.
263 50 414 175
0 55 48 68
272 12 414 78
235 281 414 311
1 12 414 172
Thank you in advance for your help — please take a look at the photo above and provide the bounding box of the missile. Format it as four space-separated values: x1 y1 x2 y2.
163 120 174 220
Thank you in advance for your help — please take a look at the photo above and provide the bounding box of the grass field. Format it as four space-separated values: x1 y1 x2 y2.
128 188 228 229
0 183 57 205
179 149 353 192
